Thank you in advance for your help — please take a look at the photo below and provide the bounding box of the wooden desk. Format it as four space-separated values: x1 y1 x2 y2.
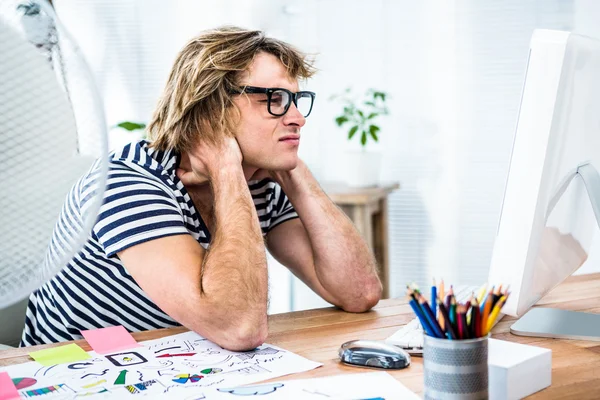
321 182 400 299
2 273 600 398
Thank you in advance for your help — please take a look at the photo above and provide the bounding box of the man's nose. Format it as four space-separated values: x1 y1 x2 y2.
283 102 306 127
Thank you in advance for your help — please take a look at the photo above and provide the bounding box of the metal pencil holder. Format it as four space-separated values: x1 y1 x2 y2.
423 334 488 400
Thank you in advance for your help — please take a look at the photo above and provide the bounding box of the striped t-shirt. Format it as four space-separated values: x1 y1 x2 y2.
20 140 298 346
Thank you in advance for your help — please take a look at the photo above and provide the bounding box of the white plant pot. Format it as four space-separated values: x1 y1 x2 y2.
345 150 382 187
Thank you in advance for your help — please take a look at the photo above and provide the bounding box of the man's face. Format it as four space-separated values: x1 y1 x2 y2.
233 52 307 171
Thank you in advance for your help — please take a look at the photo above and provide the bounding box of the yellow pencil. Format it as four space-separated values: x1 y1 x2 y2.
476 283 488 304
466 292 475 325
485 295 507 334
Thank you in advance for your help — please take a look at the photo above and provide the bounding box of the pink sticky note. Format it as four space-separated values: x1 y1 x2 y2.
81 326 140 355
0 372 20 400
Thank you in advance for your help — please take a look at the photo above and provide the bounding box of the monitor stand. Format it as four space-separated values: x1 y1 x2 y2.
511 162 600 340
511 307 600 340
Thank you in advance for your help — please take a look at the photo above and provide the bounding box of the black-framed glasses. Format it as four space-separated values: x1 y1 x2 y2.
231 86 316 118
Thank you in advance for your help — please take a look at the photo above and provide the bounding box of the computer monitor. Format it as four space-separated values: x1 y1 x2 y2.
488 29 600 338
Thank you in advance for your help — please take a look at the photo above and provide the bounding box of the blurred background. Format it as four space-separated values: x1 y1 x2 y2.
46 0 600 313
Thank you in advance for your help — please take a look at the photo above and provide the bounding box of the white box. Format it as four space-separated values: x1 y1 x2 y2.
489 338 552 400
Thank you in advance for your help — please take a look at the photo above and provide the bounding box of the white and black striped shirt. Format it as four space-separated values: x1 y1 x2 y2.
20 140 298 346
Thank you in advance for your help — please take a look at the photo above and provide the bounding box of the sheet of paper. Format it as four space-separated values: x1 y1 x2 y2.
138 330 323 390
81 326 140 355
0 371 20 400
0 330 322 399
144 371 420 399
28 343 91 366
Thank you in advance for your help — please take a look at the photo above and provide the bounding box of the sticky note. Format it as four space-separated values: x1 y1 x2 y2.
29 343 91 366
0 372 20 400
81 326 140 355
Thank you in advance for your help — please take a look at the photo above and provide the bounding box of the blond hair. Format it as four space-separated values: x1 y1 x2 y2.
148 26 316 152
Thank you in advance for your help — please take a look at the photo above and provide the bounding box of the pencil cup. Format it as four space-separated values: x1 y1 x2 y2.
423 334 488 400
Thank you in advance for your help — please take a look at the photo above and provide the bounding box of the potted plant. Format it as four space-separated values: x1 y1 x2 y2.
332 88 389 187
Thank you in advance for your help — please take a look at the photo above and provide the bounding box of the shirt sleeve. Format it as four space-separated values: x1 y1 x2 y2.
269 182 299 231
92 168 189 257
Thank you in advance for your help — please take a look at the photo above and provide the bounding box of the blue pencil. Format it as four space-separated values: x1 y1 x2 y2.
480 286 494 313
407 287 435 337
417 293 445 338
431 279 437 319
408 298 435 337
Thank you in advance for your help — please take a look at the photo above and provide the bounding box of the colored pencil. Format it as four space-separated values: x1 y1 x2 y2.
476 283 488 304
481 287 494 334
407 288 435 337
480 285 494 313
469 297 479 338
449 296 457 326
431 279 437 319
417 293 445 338
485 295 507 334
436 298 457 340
491 284 503 308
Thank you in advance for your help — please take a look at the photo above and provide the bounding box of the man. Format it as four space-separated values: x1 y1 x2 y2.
21 26 382 351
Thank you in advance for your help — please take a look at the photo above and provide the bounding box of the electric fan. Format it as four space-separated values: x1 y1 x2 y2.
0 0 108 312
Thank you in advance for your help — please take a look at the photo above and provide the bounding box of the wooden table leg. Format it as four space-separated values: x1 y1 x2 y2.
372 198 390 298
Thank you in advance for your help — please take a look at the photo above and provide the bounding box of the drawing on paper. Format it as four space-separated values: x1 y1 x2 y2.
222 365 270 376
21 383 74 397
114 370 128 385
173 374 203 384
123 379 163 395
141 359 174 369
12 377 37 390
81 369 109 379
217 383 284 395
157 352 196 358
34 365 57 377
154 346 180 354
81 379 107 389
68 362 94 369
106 352 148 367
171 368 223 384
235 347 279 361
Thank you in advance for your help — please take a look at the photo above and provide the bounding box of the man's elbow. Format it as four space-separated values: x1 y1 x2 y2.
217 318 269 352
341 281 382 313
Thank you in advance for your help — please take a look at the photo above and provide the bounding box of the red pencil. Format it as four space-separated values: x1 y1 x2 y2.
457 305 464 339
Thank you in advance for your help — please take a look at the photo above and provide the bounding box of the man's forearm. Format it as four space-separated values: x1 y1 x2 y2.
276 162 382 311
197 166 268 335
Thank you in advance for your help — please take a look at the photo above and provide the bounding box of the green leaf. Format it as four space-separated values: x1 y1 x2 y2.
361 131 367 146
116 121 146 131
335 116 349 126
348 125 359 139
373 91 386 101
369 125 380 141
357 110 364 118
367 112 378 120
364 101 375 107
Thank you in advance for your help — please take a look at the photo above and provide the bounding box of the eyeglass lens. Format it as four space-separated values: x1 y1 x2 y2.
269 90 313 117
